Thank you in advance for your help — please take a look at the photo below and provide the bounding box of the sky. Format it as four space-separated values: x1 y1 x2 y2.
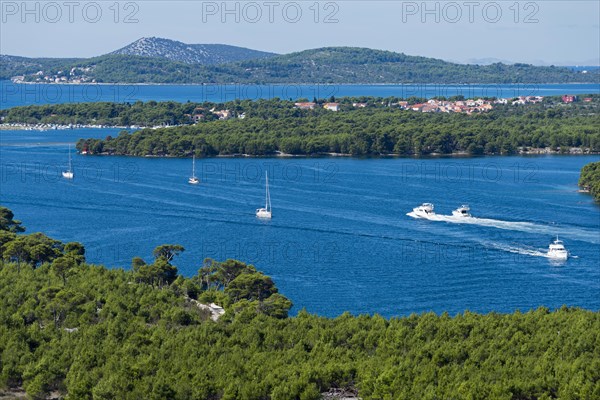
0 0 599 65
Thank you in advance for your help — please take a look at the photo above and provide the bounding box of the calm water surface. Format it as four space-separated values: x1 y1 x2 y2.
1 129 599 317
1 81 599 109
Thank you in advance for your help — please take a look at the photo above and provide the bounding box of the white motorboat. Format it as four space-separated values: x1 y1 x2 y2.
412 203 435 218
62 144 74 179
256 172 272 219
452 205 471 217
547 236 568 260
189 154 200 184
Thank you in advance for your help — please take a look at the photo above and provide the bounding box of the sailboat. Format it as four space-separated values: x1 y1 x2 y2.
256 172 272 219
62 144 74 179
188 154 199 184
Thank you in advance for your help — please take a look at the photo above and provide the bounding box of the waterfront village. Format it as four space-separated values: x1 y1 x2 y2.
187 96 538 123
195 95 589 121
1 94 591 132
292 94 589 114
189 94 588 122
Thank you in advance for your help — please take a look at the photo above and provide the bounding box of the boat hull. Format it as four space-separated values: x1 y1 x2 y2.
411 209 434 218
547 251 568 260
451 211 471 217
256 208 272 219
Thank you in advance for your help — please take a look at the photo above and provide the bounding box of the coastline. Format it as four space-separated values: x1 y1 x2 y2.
4 123 593 157
7 80 599 86
80 148 599 159
1 123 162 131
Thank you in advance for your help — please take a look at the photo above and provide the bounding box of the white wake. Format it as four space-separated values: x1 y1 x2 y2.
484 242 551 258
406 212 599 244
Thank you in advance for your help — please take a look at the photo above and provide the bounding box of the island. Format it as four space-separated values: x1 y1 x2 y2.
3 94 597 157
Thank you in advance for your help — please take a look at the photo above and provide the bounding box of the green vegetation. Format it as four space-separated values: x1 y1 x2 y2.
3 46 597 84
66 96 600 157
1 206 600 399
579 162 600 202
2 95 597 156
0 55 80 81
0 101 214 127
224 47 597 84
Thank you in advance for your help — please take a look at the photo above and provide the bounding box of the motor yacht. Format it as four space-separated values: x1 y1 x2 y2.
547 236 568 260
412 203 435 218
452 205 471 217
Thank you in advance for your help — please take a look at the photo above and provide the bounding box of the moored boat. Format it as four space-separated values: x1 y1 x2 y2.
189 154 200 185
256 172 272 219
62 144 74 179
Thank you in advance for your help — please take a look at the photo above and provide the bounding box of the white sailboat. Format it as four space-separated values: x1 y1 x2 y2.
256 172 272 219
188 154 199 184
62 144 74 179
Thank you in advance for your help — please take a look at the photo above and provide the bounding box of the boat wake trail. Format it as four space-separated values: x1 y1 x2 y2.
406 213 599 244
483 241 580 261
484 242 550 258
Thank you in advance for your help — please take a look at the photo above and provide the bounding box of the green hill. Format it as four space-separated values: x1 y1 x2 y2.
229 47 594 84
2 46 597 84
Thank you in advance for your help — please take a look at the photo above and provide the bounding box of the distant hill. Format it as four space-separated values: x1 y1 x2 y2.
223 47 593 84
109 37 277 65
0 54 81 80
1 42 597 84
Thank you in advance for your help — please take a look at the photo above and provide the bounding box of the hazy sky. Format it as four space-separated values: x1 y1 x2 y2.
1 1 598 65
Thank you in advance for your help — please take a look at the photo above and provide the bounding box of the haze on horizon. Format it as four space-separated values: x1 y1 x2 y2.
0 1 598 66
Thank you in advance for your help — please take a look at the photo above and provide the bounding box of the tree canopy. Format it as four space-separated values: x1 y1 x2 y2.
1 207 598 399
0 207 25 232
3 47 597 84
579 161 600 202
61 95 600 157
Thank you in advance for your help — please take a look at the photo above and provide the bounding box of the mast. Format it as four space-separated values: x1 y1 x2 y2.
68 144 72 172
265 172 271 211
192 154 196 178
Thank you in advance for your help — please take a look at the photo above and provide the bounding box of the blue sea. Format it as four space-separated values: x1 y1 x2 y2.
1 128 599 317
1 81 599 109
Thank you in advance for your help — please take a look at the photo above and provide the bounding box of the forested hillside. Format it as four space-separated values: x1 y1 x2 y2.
3 46 596 84
579 162 600 202
1 207 599 399
1 101 209 127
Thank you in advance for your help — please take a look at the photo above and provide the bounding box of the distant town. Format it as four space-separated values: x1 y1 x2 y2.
161 94 598 129
189 95 589 122
1 94 594 133
12 67 96 84
293 95 590 114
